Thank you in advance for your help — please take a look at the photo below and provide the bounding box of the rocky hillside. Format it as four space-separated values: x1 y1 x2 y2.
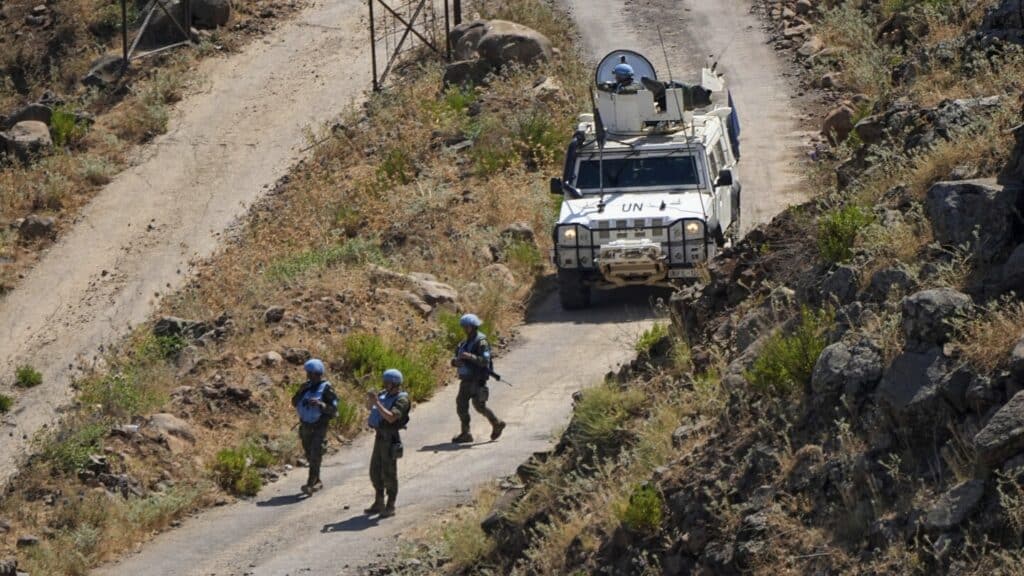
382 1 1024 574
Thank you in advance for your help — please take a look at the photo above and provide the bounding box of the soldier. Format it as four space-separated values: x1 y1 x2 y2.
291 359 338 495
611 62 636 93
451 313 506 444
365 368 410 518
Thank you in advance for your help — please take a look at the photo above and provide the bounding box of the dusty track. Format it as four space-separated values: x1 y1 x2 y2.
0 0 370 486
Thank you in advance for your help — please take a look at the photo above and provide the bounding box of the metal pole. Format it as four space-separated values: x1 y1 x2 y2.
453 0 461 25
369 0 379 91
121 0 129 67
443 0 450 59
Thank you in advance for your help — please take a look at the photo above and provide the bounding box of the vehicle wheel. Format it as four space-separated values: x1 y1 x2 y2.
558 270 591 310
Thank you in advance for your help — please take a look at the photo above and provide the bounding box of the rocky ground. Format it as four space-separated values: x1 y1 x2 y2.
367 0 1024 574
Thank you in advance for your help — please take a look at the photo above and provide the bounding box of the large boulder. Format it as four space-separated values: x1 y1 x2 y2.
140 0 189 47
146 413 195 442
864 264 918 301
877 349 958 433
811 338 884 400
983 0 1024 43
17 214 56 242
925 179 1021 259
1 103 52 130
83 54 125 88
443 59 493 88
476 20 553 69
2 120 52 160
901 289 972 349
975 390 1024 467
821 264 859 305
192 0 231 28
922 480 986 532
0 557 15 576
1002 243 1024 293
822 104 856 145
450 19 488 60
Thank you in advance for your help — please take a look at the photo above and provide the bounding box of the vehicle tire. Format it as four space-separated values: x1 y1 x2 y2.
558 270 591 310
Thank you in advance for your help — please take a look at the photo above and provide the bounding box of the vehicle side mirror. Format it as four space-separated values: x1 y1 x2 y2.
715 169 733 187
550 177 564 195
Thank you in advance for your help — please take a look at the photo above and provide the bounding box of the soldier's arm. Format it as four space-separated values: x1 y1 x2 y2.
465 339 492 368
320 385 339 419
376 396 409 424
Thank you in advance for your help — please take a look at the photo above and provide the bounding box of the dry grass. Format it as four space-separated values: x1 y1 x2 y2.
953 298 1024 373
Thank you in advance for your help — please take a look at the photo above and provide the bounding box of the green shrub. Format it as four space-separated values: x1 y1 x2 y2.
0 393 12 413
618 484 664 534
342 333 443 400
377 148 414 185
265 239 385 283
817 205 874 264
635 323 669 356
44 423 108 474
331 394 361 434
746 307 834 397
50 106 88 148
504 240 543 273
571 382 645 449
138 334 186 361
15 364 43 388
443 85 476 116
437 311 497 350
212 439 277 496
79 371 165 418
516 111 562 168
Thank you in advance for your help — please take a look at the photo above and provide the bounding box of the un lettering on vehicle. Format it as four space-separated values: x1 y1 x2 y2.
622 203 644 213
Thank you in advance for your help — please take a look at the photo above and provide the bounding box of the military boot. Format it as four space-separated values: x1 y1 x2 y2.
379 494 397 518
490 421 506 441
364 492 385 514
451 431 474 444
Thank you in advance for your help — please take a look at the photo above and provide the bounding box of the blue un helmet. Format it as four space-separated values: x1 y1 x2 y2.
304 358 325 375
459 313 483 328
382 369 404 386
613 63 635 82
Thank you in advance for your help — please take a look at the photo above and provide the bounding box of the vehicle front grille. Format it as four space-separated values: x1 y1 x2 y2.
592 218 668 243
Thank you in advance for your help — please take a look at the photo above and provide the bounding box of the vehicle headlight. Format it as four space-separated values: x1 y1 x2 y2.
559 226 578 245
684 221 704 238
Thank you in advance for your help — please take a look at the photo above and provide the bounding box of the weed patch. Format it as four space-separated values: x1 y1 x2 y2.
15 364 43 388
746 307 834 397
212 439 277 496
342 333 444 401
635 323 669 357
617 483 664 535
571 382 645 450
954 298 1024 373
817 204 874 264
265 239 385 283
43 422 109 474
0 393 12 413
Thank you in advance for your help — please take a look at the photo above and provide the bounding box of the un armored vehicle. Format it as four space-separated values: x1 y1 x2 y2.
549 50 742 310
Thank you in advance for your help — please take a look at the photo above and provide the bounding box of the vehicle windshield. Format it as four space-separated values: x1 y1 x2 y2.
574 155 700 192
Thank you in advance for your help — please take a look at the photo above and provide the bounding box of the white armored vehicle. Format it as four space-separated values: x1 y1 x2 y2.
549 50 742 309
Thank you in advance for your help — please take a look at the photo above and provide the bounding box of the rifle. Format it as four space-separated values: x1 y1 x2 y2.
488 369 513 387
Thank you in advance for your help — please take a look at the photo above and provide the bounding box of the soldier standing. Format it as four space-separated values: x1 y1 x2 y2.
451 314 506 444
365 368 410 518
291 359 338 495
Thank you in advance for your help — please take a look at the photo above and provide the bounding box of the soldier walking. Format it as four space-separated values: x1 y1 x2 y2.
451 314 506 444
291 359 338 495
365 369 410 518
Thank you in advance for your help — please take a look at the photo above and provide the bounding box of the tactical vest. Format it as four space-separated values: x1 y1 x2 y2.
296 381 330 424
368 391 409 430
456 333 491 381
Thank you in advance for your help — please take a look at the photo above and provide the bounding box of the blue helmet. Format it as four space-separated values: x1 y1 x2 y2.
613 63 634 80
304 358 325 375
382 368 404 385
459 313 483 328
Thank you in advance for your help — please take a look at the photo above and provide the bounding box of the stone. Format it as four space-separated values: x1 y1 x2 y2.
822 104 856 145
477 263 517 287
1011 336 1024 379
877 349 954 431
811 338 884 400
786 444 826 493
443 59 493 88
140 0 190 47
153 316 207 338
865 264 917 301
797 36 824 57
795 0 814 15
192 0 231 28
282 347 311 364
264 306 286 323
476 20 553 69
262 350 283 367
15 535 38 548
532 76 567 104
17 214 56 242
925 179 1021 260
2 120 52 160
146 413 195 442
671 420 708 447
0 557 14 576
976 390 1024 467
901 289 972 349
380 288 432 317
501 221 535 243
449 19 488 60
853 114 886 145
414 279 458 307
1 103 52 130
1001 243 1024 293
923 480 985 531
83 54 125 88
783 23 812 39
983 0 1024 43
821 265 859 305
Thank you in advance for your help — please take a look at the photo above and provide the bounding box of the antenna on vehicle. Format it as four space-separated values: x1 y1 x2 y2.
591 79 608 213
657 26 687 138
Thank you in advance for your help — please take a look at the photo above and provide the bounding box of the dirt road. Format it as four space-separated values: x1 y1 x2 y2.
0 0 371 486
96 295 657 576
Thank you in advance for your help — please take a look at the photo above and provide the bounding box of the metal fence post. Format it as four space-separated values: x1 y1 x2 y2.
443 0 450 59
121 0 129 67
369 0 379 92
453 0 461 25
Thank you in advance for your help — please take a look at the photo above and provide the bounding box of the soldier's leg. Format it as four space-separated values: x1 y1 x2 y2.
366 437 386 513
298 425 315 486
308 425 328 486
471 383 500 425
456 380 472 430
381 450 399 517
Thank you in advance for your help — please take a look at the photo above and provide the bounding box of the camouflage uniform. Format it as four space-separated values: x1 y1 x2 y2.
369 392 410 507
453 332 503 439
291 380 339 489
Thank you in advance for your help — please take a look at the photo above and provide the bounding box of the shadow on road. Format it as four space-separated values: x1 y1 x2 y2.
418 442 476 453
525 283 671 326
322 514 380 533
256 493 306 507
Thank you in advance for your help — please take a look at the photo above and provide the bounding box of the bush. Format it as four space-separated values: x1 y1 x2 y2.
265 239 385 283
44 423 108 474
50 106 88 148
376 147 414 185
516 110 563 169
15 364 43 388
571 382 645 449
212 439 277 496
504 240 543 274
331 393 361 434
79 371 165 418
635 323 669 356
0 393 12 413
746 307 834 397
817 205 874 264
342 333 444 401
618 484 664 534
